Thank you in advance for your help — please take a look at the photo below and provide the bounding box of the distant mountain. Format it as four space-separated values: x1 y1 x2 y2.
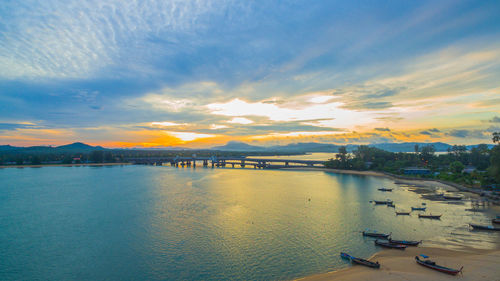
0 145 18 151
56 142 104 151
0 142 106 154
210 141 495 153
466 144 495 150
369 142 452 152
212 141 266 151
269 142 339 152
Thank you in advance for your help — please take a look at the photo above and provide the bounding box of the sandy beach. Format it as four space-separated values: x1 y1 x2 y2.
296 246 500 281
286 167 500 281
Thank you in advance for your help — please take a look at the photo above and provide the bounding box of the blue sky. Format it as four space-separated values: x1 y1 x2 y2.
1 0 500 147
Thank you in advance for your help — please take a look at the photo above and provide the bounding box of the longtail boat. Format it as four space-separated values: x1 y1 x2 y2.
418 214 442 219
362 231 391 238
374 239 407 249
492 218 500 224
388 238 421 246
396 211 410 215
415 256 462 275
469 224 500 231
411 206 426 211
373 199 393 205
377 188 393 192
443 194 463 200
340 252 380 269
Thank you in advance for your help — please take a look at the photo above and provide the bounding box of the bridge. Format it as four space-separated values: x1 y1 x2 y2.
125 156 326 169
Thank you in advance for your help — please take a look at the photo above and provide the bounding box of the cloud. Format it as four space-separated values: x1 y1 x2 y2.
374 127 391 132
489 116 500 123
429 128 440 132
446 129 487 138
227 117 254 124
447 129 470 138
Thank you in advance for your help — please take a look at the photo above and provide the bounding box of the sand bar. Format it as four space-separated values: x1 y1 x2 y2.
296 246 500 281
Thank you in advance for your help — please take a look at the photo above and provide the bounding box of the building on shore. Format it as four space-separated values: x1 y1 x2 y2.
403 167 431 175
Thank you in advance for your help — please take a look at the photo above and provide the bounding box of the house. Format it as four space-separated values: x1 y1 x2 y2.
462 165 476 174
403 167 431 175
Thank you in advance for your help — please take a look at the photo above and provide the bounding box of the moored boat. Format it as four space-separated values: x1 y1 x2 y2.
418 214 442 219
387 202 396 208
415 255 462 275
396 211 410 215
377 188 393 192
469 224 500 231
493 218 500 224
388 238 421 246
340 252 380 268
373 199 393 205
443 194 463 200
362 231 391 238
374 239 407 249
411 206 426 211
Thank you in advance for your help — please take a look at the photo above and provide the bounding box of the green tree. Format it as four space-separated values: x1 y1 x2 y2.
104 152 114 163
89 151 104 163
420 145 435 165
493 132 500 144
31 156 41 165
449 161 465 173
336 146 348 168
489 132 500 182
62 155 73 164
15 157 23 165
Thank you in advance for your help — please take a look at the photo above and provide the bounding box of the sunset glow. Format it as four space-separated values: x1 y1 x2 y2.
1 1 500 148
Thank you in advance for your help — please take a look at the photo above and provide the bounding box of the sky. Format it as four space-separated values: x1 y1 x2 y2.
1 0 500 148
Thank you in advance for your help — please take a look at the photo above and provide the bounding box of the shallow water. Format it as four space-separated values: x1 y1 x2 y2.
0 165 497 280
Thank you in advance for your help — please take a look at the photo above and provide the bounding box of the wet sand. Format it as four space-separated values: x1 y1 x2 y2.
296 246 500 281
288 167 500 281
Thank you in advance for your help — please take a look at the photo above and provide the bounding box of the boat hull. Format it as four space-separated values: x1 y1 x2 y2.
418 214 441 219
362 231 390 238
469 224 500 231
415 256 461 275
389 238 421 246
340 252 380 269
374 240 407 250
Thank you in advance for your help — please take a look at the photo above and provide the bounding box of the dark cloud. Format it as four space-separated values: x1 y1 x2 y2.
489 116 500 123
342 101 393 110
368 87 407 98
447 129 470 138
486 126 500 132
0 123 38 131
420 131 432 135
374 127 391 132
429 128 440 132
446 129 487 138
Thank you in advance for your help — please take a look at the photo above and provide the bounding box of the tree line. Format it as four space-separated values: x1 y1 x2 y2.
325 132 500 187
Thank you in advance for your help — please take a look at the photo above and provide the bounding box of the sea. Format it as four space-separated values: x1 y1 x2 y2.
0 154 497 280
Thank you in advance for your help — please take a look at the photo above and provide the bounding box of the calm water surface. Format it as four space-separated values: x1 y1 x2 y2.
0 165 497 280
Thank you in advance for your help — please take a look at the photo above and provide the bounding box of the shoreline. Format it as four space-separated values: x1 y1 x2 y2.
0 162 132 168
295 246 500 281
281 167 463 193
